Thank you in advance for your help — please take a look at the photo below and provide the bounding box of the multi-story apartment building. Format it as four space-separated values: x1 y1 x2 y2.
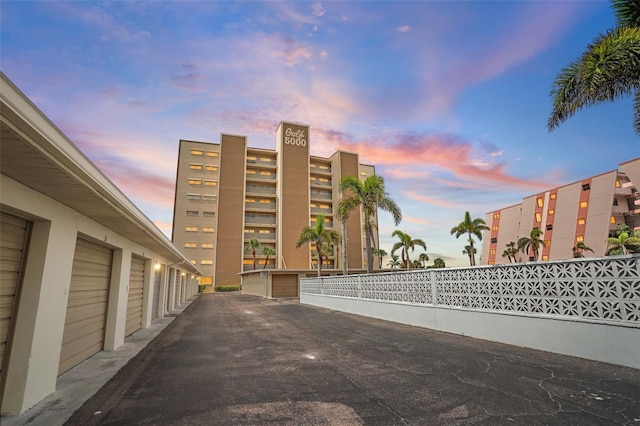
172 121 378 286
481 158 640 264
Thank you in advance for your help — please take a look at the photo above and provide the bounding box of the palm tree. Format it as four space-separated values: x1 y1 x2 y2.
548 0 640 136
296 213 341 276
418 253 430 268
433 258 446 268
502 241 519 263
605 231 640 255
391 230 427 269
372 248 388 269
450 211 489 266
261 246 275 269
245 238 261 270
462 244 477 265
518 228 545 261
410 260 422 269
572 242 595 258
339 175 402 273
387 254 401 269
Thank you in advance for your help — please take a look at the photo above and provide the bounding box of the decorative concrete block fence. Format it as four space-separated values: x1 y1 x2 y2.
300 255 640 369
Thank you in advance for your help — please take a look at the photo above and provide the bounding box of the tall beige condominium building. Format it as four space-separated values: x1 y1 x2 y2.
172 121 378 286
481 158 640 265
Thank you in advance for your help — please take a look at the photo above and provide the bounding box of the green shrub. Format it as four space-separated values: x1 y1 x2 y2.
198 284 207 293
215 285 241 292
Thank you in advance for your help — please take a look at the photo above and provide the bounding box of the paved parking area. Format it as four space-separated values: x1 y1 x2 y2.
57 293 640 425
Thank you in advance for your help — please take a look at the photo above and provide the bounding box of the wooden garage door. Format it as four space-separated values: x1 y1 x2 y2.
0 212 29 385
152 268 161 320
272 274 298 298
125 256 145 337
59 238 112 375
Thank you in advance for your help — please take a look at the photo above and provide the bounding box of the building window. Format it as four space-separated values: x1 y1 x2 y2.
492 225 499 232
490 249 496 255
243 259 254 265
537 197 543 207
613 198 618 206
577 218 586 225
582 183 590 191
202 195 217 201
186 210 198 217
535 212 542 222
190 149 204 156
205 165 218 172
204 180 217 186
190 259 197 264
615 180 621 188
202 227 215 233
493 213 500 220
488 261 495 265
542 255 549 261
184 242 197 248
260 199 271 204
203 211 215 217
189 163 202 170
576 235 584 242
188 179 202 185
245 198 256 203
580 201 588 208
247 156 257 161
200 276 212 284
546 224 553 231
610 216 616 224
550 193 557 200
186 193 200 200
490 237 497 244
206 151 219 157
186 226 198 232
259 229 271 234
246 169 256 175
260 171 272 176
201 243 214 248
201 259 213 265
548 209 555 215
544 240 551 247
244 229 255 234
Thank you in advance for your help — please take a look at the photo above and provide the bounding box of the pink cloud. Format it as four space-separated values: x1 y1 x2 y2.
404 216 438 227
404 191 458 208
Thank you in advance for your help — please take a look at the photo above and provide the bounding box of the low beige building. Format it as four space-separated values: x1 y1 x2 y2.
172 123 379 290
0 73 200 415
481 158 640 264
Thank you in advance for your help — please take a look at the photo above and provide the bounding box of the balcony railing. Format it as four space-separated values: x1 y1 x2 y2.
311 207 332 214
246 185 276 195
246 173 276 181
310 180 332 187
245 233 276 241
245 216 276 225
245 202 276 211
310 191 332 200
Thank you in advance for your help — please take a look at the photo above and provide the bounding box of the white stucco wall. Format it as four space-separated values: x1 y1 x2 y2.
300 293 640 369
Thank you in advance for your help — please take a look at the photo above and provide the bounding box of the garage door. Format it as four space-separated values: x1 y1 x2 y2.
152 267 161 320
125 256 145 337
59 238 112 375
0 212 29 387
272 274 298 298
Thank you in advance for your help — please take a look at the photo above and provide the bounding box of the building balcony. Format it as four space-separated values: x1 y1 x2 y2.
615 186 633 195
244 215 276 225
311 207 333 215
244 202 276 211
245 184 276 196
310 190 332 200
246 173 276 182
244 233 276 241
247 159 277 169
310 180 332 187
243 264 276 272
310 165 332 175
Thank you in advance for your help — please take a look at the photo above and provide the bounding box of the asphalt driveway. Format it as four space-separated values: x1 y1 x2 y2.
66 293 640 425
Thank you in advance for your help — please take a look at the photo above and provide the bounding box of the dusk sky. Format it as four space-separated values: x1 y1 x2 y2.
2 1 639 267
